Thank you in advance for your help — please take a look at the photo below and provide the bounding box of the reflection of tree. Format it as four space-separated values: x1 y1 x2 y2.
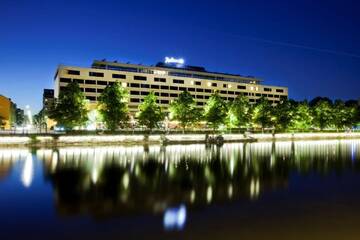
0 161 12 181
36 140 360 219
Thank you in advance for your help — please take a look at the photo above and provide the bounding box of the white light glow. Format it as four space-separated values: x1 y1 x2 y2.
122 173 130 189
206 186 213 203
163 205 187 231
250 178 260 199
190 190 195 203
165 57 185 65
228 184 233 198
21 153 34 188
153 70 167 75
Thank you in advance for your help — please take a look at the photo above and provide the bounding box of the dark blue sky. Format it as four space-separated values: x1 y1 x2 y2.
1 0 360 111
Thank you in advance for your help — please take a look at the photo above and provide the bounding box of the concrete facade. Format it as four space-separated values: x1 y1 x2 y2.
54 59 288 114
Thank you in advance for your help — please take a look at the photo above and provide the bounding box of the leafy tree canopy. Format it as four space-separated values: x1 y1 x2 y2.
204 92 228 131
33 109 46 128
273 99 296 131
252 97 274 130
290 101 313 131
48 82 88 129
312 100 333 130
227 95 252 128
136 92 165 131
15 108 25 126
309 96 332 107
98 82 129 131
332 100 357 130
169 91 202 130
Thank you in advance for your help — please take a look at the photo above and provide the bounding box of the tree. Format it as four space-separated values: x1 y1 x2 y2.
33 109 47 131
98 82 129 131
332 100 357 131
48 82 88 129
136 92 165 131
309 96 332 107
203 92 228 131
290 101 313 131
0 116 5 129
227 95 252 129
15 108 25 126
252 97 274 131
169 91 201 131
345 99 360 124
312 100 333 130
273 99 296 132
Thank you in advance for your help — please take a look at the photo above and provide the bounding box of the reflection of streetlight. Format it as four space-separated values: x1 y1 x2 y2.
250 178 260 199
21 153 34 188
206 186 213 203
163 204 187 231
228 184 233 198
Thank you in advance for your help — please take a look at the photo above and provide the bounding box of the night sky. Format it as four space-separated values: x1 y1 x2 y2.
1 0 360 112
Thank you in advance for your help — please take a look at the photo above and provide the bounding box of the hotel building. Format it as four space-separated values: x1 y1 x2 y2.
53 58 288 115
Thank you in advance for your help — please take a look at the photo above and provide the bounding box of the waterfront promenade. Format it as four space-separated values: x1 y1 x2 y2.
0 132 360 147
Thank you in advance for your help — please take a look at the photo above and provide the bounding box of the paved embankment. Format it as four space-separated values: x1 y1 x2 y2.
0 132 360 147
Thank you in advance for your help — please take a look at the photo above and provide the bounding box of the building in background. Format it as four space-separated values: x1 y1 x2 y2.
41 89 56 129
0 95 16 130
43 89 54 112
53 58 288 115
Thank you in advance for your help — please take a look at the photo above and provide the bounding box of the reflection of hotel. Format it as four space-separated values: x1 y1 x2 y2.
2 140 359 221
36 140 360 219
52 58 288 114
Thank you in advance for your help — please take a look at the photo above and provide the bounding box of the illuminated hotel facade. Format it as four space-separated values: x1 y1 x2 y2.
53 58 288 114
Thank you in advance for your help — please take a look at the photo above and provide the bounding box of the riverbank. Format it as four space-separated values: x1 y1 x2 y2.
0 132 360 147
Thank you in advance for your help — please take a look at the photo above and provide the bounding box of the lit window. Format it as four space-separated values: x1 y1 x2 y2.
207 82 211 87
122 82 127 87
250 86 254 91
228 84 232 89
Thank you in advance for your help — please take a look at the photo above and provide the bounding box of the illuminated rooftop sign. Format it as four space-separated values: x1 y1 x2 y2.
164 57 185 65
153 70 167 75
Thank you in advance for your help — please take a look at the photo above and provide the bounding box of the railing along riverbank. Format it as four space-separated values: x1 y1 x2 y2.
1 132 360 147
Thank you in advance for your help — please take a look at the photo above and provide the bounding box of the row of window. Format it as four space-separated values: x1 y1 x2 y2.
60 76 285 93
84 94 282 105
59 84 284 98
92 65 258 84
68 70 126 79
61 86 286 103
128 97 280 105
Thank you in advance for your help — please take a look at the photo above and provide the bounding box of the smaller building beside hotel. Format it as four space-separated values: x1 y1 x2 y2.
0 95 16 130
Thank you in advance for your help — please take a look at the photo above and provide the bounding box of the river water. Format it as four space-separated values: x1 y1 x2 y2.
1 139 360 239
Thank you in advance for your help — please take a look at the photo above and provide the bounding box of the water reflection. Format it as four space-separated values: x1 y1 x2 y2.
163 204 187 230
1 139 360 231
0 148 34 187
21 153 34 188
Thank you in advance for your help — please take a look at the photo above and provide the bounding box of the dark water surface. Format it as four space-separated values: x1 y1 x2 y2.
1 140 360 239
